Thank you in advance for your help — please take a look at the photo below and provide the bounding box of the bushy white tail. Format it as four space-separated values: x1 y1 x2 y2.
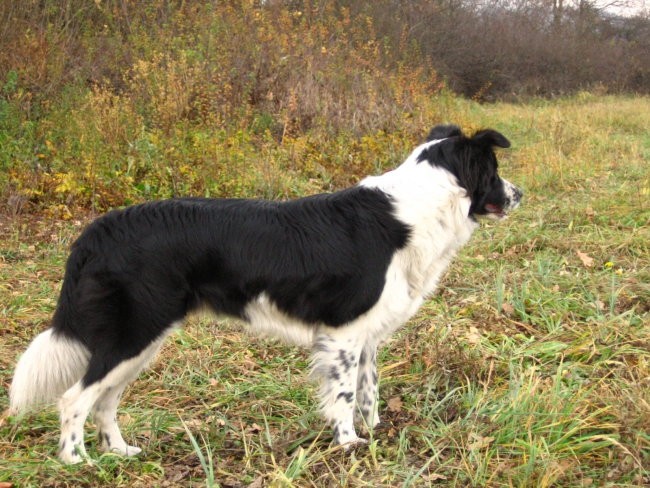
9 329 90 413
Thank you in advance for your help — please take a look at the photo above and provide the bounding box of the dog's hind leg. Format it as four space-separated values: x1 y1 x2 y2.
92 338 166 457
58 380 106 464
311 329 366 448
92 383 138 457
355 341 380 431
58 336 167 464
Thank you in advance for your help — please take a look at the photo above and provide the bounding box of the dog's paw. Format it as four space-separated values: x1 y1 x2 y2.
104 443 142 457
120 445 142 457
340 436 368 451
59 444 87 465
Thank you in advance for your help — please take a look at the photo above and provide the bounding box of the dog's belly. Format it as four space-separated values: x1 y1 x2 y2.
244 293 317 346
241 252 425 348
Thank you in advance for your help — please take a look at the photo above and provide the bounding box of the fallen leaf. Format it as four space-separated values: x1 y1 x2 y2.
183 418 205 430
466 326 482 344
207 415 226 426
468 434 494 450
118 413 133 426
387 396 403 413
422 472 448 481
163 466 190 485
247 475 264 488
576 250 594 267
501 302 515 315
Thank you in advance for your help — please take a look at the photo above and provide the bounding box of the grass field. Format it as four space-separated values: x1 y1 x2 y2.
0 95 648 487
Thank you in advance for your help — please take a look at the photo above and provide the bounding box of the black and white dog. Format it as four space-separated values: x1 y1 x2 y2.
10 124 521 464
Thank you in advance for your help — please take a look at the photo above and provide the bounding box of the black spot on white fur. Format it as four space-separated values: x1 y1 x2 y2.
329 367 340 381
337 391 354 403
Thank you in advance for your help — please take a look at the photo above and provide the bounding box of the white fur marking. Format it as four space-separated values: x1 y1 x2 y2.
244 293 315 346
502 178 522 212
355 343 380 430
9 329 89 413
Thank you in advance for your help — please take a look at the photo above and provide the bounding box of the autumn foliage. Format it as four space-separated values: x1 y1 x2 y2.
0 1 648 213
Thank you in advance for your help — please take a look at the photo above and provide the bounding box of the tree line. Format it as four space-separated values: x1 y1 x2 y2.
1 0 648 105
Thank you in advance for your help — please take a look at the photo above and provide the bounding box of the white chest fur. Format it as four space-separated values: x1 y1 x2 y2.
360 143 477 302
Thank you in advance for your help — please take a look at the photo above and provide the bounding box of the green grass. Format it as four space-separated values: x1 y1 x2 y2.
1 95 649 487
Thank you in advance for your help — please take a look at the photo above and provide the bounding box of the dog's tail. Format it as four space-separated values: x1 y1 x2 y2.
9 328 89 413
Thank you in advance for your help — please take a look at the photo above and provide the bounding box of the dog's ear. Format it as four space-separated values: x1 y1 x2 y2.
426 124 463 141
471 129 511 149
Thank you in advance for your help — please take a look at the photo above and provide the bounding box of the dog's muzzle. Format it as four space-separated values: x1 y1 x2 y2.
483 179 523 219
503 179 523 212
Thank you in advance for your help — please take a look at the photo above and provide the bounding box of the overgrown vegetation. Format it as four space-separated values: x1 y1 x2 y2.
1 1 649 213
1 1 649 486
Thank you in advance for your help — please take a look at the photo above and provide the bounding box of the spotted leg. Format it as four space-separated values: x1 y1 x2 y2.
92 338 165 457
58 338 165 464
311 329 367 448
92 382 140 456
58 381 104 464
355 342 380 431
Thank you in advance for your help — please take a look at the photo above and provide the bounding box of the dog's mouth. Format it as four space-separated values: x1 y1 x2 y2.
483 203 507 219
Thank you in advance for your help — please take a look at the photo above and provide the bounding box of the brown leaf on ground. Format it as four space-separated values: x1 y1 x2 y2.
422 472 448 482
576 250 594 267
247 476 265 488
466 326 482 344
468 434 494 450
387 396 403 413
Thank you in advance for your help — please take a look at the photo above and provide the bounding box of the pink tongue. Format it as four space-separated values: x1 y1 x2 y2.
485 204 503 214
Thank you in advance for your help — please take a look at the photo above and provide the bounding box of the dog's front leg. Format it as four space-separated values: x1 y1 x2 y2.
311 331 366 448
355 342 380 431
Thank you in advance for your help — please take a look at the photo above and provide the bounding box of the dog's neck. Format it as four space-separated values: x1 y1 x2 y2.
359 139 473 231
359 140 478 299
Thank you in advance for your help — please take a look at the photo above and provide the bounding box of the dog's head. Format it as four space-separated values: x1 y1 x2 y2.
419 124 522 219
